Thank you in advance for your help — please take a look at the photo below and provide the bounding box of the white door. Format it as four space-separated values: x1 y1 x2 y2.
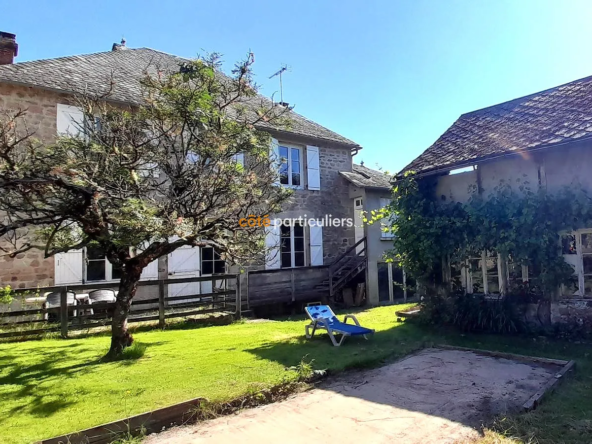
354 198 364 254
55 250 84 285
168 245 201 305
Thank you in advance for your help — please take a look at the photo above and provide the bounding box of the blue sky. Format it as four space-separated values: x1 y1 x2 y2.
5 0 592 173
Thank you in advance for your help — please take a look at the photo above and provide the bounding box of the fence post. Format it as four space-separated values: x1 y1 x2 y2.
158 280 165 329
235 274 242 320
329 268 334 298
60 286 68 338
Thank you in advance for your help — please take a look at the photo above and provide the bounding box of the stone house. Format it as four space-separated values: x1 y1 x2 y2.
0 32 361 308
401 73 592 324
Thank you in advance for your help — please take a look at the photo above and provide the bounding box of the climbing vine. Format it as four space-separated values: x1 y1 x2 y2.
374 172 592 298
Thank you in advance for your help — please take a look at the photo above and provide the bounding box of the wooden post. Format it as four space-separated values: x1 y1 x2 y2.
60 286 68 338
245 271 250 308
235 274 242 320
158 280 165 329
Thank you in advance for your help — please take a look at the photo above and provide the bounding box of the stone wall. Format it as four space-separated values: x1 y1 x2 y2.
524 299 592 333
275 143 355 265
0 249 54 289
0 83 356 290
0 83 74 288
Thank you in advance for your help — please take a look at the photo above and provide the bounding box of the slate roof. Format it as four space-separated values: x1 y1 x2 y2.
401 74 592 176
340 164 392 190
0 47 360 149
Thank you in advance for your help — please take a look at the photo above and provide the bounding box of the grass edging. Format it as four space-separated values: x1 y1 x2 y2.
35 336 426 444
435 344 576 411
37 380 312 444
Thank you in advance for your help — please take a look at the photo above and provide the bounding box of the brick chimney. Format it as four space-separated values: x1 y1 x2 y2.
112 38 128 51
0 32 18 65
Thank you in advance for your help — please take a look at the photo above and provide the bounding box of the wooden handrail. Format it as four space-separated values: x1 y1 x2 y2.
329 237 366 270
328 237 367 296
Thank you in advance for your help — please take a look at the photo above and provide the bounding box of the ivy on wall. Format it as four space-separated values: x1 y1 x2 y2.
374 171 592 299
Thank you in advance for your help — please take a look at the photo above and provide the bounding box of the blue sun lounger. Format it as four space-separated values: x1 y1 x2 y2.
304 305 375 346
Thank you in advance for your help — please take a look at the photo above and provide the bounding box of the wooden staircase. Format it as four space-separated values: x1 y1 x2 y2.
245 237 368 310
324 237 367 298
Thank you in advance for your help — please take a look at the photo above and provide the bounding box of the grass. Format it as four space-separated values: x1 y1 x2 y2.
0 304 591 443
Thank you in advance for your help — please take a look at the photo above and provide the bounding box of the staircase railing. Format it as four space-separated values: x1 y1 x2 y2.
328 237 367 297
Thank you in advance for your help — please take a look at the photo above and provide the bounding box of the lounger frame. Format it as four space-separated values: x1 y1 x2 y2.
305 306 374 346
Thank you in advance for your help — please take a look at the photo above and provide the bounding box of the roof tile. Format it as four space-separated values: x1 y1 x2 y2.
0 48 359 148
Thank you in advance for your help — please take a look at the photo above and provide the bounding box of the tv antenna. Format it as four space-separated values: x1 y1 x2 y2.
269 64 289 105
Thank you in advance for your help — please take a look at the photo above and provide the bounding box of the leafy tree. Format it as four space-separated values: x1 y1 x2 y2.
375 172 583 299
0 53 292 358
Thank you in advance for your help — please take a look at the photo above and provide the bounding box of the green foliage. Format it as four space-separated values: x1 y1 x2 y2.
415 293 523 334
0 285 13 305
377 172 592 298
102 342 147 363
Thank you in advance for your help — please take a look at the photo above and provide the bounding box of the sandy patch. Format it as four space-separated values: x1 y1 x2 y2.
144 348 558 444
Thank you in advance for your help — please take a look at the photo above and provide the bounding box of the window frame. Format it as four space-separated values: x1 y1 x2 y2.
559 229 592 298
379 197 395 239
84 246 122 283
280 221 306 268
201 246 226 275
278 143 304 189
377 262 414 303
456 251 526 296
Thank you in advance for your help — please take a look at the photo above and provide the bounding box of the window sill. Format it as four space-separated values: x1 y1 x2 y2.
380 237 395 241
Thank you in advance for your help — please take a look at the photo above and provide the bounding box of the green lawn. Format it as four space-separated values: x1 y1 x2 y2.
1 304 591 444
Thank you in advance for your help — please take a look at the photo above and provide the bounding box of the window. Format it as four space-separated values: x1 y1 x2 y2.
449 165 477 175
377 262 414 302
507 256 528 292
456 252 529 295
380 197 395 239
581 233 592 296
557 230 592 297
201 247 226 275
280 221 305 268
467 254 485 293
484 251 500 294
279 145 302 187
85 245 122 282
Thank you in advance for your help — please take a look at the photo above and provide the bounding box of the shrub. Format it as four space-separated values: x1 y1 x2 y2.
415 293 525 334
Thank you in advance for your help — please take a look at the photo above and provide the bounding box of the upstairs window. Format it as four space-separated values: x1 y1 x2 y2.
279 145 302 187
379 197 395 239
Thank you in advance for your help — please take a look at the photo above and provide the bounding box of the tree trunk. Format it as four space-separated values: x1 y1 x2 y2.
106 264 143 359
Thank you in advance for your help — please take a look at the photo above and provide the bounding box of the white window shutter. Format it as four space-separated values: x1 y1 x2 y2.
309 220 324 266
270 138 280 186
265 219 281 269
138 243 159 280
54 250 84 285
56 104 85 136
306 145 320 190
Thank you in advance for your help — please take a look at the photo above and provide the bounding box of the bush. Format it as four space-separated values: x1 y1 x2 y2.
415 293 525 334
0 285 13 305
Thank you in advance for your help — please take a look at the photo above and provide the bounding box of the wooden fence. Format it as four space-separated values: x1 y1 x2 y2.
247 266 329 307
0 274 240 339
